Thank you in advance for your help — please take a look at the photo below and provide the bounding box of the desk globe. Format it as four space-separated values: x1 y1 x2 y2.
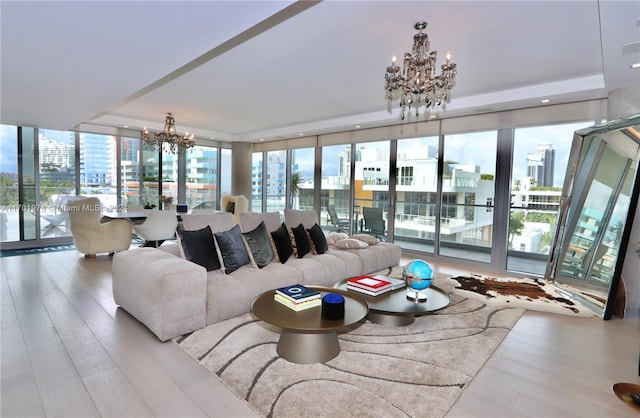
403 259 433 302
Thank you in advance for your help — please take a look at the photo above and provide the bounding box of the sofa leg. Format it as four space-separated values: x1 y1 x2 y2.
84 254 97 258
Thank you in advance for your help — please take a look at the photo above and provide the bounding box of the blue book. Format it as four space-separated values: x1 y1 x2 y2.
275 284 321 303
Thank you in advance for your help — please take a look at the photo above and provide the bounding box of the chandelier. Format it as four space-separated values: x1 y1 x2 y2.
384 21 458 120
141 113 195 153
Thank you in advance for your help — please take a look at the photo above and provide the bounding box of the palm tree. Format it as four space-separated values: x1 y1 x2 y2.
290 172 303 209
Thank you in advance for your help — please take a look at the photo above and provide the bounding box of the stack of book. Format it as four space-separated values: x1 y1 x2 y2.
274 284 322 311
347 275 394 296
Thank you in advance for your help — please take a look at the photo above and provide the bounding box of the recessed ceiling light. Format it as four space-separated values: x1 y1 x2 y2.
260 138 264 141
355 125 361 128
429 115 436 119
541 99 551 103
631 63 640 69
298 133 304 136
123 125 129 128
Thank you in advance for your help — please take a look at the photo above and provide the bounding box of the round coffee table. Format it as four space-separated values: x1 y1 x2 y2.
334 278 450 326
251 286 368 364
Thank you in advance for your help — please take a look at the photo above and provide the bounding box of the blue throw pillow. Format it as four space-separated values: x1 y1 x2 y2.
176 225 220 271
214 224 250 274
242 221 274 268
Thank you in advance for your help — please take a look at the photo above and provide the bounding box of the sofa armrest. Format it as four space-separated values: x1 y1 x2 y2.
112 248 207 341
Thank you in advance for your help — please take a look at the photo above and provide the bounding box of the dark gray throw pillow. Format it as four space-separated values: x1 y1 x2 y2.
242 221 274 268
307 223 328 254
214 224 250 274
176 225 220 271
271 222 293 264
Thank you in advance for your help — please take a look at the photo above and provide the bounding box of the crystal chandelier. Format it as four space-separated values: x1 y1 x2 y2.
385 21 458 120
141 113 195 153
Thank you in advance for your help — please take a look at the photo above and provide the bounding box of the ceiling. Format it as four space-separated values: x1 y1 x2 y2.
1 1 639 143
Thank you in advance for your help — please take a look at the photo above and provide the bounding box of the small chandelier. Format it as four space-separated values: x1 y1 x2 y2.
385 21 458 120
142 112 195 153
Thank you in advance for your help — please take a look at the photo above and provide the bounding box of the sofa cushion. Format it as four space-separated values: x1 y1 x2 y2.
176 225 220 271
334 238 369 249
271 222 293 264
290 223 311 258
241 221 274 268
284 209 318 229
181 212 234 233
214 225 251 274
307 223 328 254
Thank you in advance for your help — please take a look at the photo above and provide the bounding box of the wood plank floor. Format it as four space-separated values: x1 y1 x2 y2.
1 249 638 417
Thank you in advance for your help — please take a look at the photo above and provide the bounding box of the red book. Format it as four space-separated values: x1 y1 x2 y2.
347 275 393 291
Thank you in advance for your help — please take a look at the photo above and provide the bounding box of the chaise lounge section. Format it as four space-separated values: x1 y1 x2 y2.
112 210 401 341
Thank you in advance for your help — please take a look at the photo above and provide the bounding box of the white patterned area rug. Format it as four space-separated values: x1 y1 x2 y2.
174 273 524 418
450 273 594 317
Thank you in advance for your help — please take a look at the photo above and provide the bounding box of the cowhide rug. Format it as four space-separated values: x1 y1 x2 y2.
451 273 594 317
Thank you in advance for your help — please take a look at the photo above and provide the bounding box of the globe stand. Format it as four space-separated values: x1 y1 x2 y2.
406 289 428 303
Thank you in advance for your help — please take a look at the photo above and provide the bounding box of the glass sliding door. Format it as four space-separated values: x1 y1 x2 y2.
120 136 141 208
265 150 286 213
291 148 314 211
321 144 352 231
38 129 76 238
354 141 390 238
508 122 591 275
186 145 218 210
440 131 497 262
251 152 263 212
79 132 117 211
1 125 19 242
394 136 439 254
141 143 160 208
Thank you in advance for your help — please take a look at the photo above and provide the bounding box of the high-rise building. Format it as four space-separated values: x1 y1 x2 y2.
527 144 555 187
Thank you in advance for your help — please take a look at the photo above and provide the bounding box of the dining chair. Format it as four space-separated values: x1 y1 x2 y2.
132 210 179 247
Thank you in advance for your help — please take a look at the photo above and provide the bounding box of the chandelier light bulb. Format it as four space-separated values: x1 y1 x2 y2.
392 55 397 63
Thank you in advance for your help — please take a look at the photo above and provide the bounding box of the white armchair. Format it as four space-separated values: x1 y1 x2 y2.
220 195 249 225
132 210 178 247
67 196 132 257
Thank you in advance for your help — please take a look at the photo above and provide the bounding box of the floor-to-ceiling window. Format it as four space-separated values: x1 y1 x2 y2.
321 144 352 231
508 121 592 275
291 148 314 211
79 132 117 211
38 129 76 238
251 152 263 213
265 150 286 213
185 145 218 209
1 125 19 242
394 136 439 254
354 140 390 236
439 130 497 262
220 148 232 199
120 136 141 208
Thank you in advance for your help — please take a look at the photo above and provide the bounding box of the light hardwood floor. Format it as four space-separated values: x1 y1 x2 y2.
1 249 638 417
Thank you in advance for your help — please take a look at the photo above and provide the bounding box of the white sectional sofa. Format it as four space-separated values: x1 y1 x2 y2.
112 210 401 341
